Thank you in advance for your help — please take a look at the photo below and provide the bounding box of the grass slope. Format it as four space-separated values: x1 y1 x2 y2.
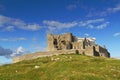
0 54 120 80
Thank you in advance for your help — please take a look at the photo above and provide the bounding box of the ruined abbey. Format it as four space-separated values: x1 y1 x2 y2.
13 33 110 63
47 33 110 57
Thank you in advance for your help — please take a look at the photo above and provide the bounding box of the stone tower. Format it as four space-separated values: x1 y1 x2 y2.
47 33 73 51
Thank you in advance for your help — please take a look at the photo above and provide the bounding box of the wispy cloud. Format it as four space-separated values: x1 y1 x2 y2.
0 37 27 41
87 4 120 17
79 18 109 29
0 15 109 32
79 18 104 26
2 26 15 32
43 20 78 28
10 46 30 57
0 46 30 58
106 4 120 14
43 18 109 32
65 0 80 11
66 4 77 10
84 33 90 37
113 32 120 37
0 15 41 31
43 20 78 32
96 22 110 29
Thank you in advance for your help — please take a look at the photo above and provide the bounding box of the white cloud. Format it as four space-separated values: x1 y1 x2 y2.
0 15 41 31
65 0 81 11
24 24 41 31
10 46 24 57
12 37 27 41
99 4 120 16
96 22 109 29
2 26 15 32
0 46 30 58
0 37 27 41
0 38 9 41
0 15 9 26
10 46 30 57
43 20 77 28
107 4 120 13
66 4 77 10
84 33 90 37
87 4 120 17
86 18 105 24
43 20 78 32
87 24 94 29
43 18 109 32
0 15 109 32
79 18 109 29
79 18 104 26
113 32 120 37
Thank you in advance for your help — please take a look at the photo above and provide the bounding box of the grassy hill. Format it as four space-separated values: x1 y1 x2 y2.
0 54 120 80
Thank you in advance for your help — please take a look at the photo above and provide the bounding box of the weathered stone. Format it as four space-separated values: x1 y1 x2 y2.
47 33 110 58
13 33 110 63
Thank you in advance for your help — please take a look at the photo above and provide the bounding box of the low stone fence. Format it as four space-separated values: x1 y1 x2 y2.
13 50 76 63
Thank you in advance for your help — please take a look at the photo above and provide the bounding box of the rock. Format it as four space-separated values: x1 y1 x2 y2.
35 65 40 69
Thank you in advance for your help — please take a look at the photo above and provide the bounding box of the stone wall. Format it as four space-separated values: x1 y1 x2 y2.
13 33 110 63
13 50 76 63
47 33 73 51
84 46 94 56
95 45 110 57
72 42 83 49
47 33 110 58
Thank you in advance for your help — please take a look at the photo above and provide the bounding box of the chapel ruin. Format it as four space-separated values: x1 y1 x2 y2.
47 33 110 57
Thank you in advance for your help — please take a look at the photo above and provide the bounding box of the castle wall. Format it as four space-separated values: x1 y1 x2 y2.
13 50 76 63
47 33 73 51
84 46 94 56
72 42 83 49
61 33 73 42
99 46 110 57
95 46 110 57
13 33 110 63
47 33 110 58
47 34 56 51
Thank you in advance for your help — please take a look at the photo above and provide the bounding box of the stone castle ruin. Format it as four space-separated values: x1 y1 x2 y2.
13 33 110 63
47 33 110 57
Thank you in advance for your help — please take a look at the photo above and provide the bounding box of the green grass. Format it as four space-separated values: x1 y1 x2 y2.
0 54 120 80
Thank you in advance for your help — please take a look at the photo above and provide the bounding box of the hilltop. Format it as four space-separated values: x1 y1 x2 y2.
13 33 110 63
0 54 120 80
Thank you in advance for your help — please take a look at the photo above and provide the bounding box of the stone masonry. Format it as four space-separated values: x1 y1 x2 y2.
13 33 110 63
47 33 110 57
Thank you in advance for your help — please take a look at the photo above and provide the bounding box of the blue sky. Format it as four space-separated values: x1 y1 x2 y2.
0 0 120 64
